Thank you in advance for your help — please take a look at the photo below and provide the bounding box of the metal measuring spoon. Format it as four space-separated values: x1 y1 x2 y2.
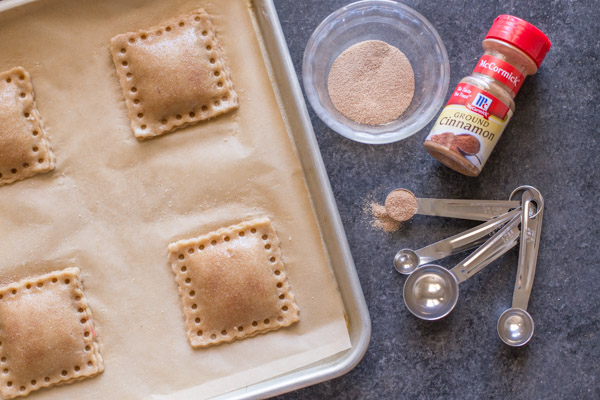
497 187 544 346
415 197 520 221
394 207 521 275
385 189 520 222
403 211 522 320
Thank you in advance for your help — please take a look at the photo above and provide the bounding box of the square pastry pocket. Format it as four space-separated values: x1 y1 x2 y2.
168 217 300 348
0 268 103 399
0 67 55 186
110 8 238 139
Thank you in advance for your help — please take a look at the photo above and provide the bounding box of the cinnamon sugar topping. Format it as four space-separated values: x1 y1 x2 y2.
327 40 414 125
384 189 418 222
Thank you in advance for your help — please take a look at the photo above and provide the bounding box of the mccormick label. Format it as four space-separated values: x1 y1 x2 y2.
473 55 525 95
446 83 510 120
424 82 513 172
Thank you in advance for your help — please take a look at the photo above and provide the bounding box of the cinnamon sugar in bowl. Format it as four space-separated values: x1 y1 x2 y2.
302 0 449 144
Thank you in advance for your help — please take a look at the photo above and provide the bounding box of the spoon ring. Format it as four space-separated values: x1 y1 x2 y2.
509 185 544 218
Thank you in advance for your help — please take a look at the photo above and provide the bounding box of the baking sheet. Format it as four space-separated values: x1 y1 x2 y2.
0 0 351 398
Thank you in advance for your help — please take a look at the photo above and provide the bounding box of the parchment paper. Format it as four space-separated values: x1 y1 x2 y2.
0 0 351 398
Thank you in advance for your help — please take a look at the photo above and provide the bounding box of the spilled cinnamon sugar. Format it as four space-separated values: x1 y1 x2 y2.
370 202 400 232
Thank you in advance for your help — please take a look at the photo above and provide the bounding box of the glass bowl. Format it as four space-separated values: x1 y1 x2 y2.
302 0 450 144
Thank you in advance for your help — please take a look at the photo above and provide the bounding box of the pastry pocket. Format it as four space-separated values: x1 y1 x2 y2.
110 8 238 139
0 267 103 399
0 67 55 186
168 217 300 348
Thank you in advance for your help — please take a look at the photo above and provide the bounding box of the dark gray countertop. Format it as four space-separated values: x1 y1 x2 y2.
273 0 599 399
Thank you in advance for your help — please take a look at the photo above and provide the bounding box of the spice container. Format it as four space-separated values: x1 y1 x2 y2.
424 15 551 176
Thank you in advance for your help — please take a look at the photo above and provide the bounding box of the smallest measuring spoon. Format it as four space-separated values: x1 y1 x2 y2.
497 187 544 347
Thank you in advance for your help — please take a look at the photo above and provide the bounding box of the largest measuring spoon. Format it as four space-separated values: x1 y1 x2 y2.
403 211 522 320
497 187 544 346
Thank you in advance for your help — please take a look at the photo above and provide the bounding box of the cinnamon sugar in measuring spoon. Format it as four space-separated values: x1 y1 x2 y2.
327 40 415 125
384 189 418 222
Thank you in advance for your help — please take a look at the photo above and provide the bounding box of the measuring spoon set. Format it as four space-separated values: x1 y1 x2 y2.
394 186 544 346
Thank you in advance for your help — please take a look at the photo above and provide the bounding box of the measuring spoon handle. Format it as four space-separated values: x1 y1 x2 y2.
417 198 520 221
451 212 522 283
512 189 544 310
415 208 521 265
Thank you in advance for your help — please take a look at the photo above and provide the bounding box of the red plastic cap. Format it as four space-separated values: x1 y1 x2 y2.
486 14 551 68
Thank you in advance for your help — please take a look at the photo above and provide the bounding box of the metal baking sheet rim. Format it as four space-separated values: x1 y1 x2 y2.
0 0 372 398
223 0 371 398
